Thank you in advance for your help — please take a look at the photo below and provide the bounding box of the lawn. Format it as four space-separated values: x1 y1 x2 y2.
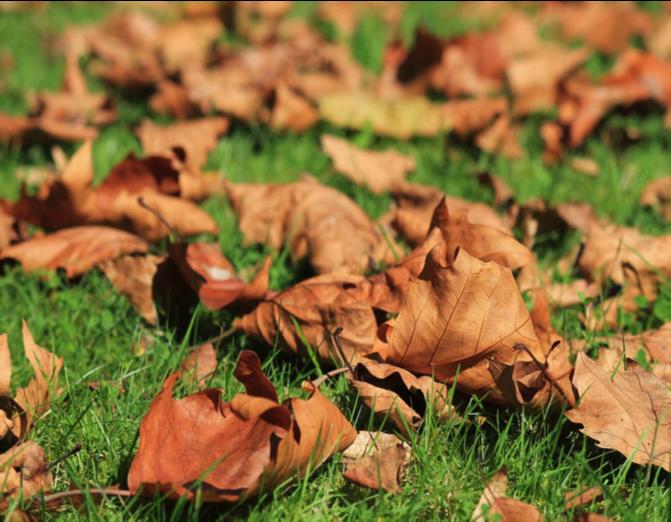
1 2 670 520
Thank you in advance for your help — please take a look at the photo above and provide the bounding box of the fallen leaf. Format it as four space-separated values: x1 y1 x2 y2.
342 431 411 493
566 353 671 471
564 486 604 510
570 157 599 177
348 360 455 436
0 442 52 500
391 182 510 247
180 343 217 388
226 176 394 274
545 279 600 308
321 135 415 194
128 350 356 502
472 468 544 522
380 246 547 402
1 226 147 278
640 176 671 220
136 117 230 173
269 83 318 132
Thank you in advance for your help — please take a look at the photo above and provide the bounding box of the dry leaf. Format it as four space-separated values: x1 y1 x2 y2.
226 176 394 274
321 135 415 194
380 246 546 402
348 360 455 436
564 486 604 510
472 468 544 522
0 442 52 500
640 176 671 220
1 226 148 278
342 431 411 494
566 353 671 471
128 350 356 502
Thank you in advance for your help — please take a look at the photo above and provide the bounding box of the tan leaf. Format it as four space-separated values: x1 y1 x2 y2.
545 279 600 308
0 334 9 397
0 442 52 500
321 135 415 194
382 246 546 402
101 254 163 324
475 113 522 159
566 353 671 471
342 431 411 494
128 350 356 502
180 343 217 388
564 486 603 510
136 117 229 173
640 176 671 220
1 226 148 278
269 83 318 132
226 176 394 274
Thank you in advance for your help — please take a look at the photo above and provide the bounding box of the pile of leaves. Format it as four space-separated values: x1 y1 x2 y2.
2 1 671 520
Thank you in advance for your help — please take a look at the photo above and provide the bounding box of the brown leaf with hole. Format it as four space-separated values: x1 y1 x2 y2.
226 176 394 274
1 226 148 278
136 117 229 174
0 442 52 500
128 350 356 502
321 135 415 194
391 182 510 247
379 246 546 403
472 468 544 522
342 431 411 494
348 360 455 436
235 274 378 364
566 353 671 471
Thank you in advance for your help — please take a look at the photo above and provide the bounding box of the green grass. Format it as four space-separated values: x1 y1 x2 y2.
1 2 671 520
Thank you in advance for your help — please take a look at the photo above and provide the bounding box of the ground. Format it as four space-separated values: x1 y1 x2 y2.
0 2 670 520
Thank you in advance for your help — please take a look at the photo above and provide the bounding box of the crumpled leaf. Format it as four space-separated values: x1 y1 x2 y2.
128 350 356 502
321 135 415 194
5 141 218 241
391 182 510 247
593 323 671 365
0 442 52 500
471 468 544 522
342 431 411 494
348 360 455 436
1 226 147 278
226 176 394 274
566 353 671 471
378 246 547 403
235 274 378 364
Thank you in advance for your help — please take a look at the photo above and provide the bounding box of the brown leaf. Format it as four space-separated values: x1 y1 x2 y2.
0 442 52 500
180 343 217 388
348 360 455 436
391 182 510 247
472 468 544 522
1 226 148 278
269 83 318 132
321 135 415 194
101 255 164 324
545 279 600 308
429 197 535 270
570 157 599 177
235 274 378 364
226 176 394 274
136 117 229 173
595 323 671 365
640 176 671 220
564 486 603 510
566 353 671 471
342 431 411 494
381 246 546 402
128 350 356 502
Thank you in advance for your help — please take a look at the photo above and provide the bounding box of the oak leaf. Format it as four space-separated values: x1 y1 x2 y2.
472 468 544 522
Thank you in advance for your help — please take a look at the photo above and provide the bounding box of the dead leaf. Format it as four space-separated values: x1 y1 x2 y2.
226 176 394 274
379 246 547 403
566 353 671 471
128 350 356 502
321 135 415 194
564 486 604 510
269 83 318 132
570 157 599 177
342 431 411 493
1 226 148 278
180 343 217 388
472 468 544 522
545 279 600 307
348 360 455 436
136 117 229 174
0 442 52 500
640 176 671 220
